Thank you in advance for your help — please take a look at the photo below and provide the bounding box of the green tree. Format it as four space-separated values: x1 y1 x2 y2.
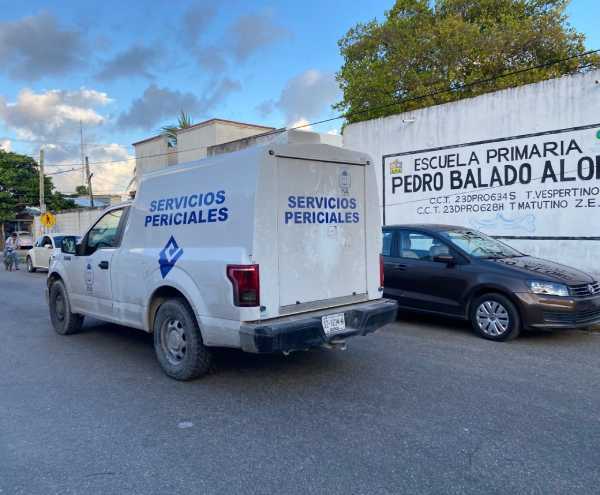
75 185 89 195
161 111 193 148
0 150 76 224
335 0 599 124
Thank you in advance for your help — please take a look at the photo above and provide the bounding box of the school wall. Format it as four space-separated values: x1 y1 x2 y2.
343 70 600 277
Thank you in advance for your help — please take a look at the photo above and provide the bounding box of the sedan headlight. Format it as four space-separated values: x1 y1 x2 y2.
528 280 569 297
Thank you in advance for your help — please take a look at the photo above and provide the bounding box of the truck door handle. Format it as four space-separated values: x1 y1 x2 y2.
389 263 407 271
98 261 109 270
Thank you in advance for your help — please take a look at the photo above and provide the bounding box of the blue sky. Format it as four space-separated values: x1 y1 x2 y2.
0 0 597 193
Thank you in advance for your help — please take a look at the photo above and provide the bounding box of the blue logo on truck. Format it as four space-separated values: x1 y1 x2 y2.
159 236 183 278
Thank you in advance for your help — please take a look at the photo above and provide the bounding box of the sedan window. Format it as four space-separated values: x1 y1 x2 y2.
440 230 522 259
382 231 394 256
399 231 448 261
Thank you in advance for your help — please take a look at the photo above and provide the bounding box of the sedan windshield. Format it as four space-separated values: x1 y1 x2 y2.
440 229 522 259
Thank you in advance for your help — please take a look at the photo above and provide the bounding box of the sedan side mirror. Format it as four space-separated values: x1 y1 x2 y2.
433 254 456 266
61 236 78 255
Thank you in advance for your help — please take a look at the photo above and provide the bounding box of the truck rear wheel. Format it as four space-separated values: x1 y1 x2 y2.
153 298 212 380
49 279 83 335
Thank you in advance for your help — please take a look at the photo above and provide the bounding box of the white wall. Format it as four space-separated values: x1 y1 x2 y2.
344 70 600 277
133 135 170 186
33 208 103 238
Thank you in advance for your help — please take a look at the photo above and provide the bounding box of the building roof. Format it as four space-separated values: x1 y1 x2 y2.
132 118 274 146
132 134 168 146
176 118 275 136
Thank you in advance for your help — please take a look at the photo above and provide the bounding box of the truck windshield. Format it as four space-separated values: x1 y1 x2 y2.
440 229 523 259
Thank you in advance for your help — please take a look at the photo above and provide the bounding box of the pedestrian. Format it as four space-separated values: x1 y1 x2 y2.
4 232 20 271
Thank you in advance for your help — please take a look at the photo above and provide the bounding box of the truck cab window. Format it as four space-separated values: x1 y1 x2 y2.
86 209 124 253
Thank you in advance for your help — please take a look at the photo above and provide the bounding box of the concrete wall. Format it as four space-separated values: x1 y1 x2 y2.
133 135 170 187
344 70 600 277
33 208 104 238
176 124 214 164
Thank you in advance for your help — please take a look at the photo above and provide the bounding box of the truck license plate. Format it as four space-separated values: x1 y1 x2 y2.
322 313 346 336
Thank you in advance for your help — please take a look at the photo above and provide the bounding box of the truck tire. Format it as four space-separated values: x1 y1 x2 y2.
49 279 84 335
26 256 36 273
470 293 520 341
153 298 212 381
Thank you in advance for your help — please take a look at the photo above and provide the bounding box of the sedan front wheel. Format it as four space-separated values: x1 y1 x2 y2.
470 293 520 341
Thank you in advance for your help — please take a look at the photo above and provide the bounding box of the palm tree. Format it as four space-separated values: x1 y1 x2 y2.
161 111 193 148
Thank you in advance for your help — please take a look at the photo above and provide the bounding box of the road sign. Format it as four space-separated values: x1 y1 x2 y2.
40 212 56 228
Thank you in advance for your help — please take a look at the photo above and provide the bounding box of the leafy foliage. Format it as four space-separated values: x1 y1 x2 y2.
0 150 76 222
75 185 89 195
161 111 193 148
335 0 599 124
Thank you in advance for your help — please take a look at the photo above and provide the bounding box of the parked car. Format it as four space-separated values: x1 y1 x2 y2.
14 231 33 250
382 224 600 341
26 234 79 272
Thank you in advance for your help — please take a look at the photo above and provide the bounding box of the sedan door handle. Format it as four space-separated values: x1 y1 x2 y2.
389 263 407 271
98 261 109 270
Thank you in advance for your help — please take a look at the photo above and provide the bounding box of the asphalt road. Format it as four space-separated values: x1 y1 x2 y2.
1 269 600 494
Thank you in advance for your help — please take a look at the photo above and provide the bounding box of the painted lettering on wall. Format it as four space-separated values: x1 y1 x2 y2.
383 125 600 235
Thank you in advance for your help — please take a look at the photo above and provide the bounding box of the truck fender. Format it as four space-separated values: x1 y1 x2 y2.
143 266 209 335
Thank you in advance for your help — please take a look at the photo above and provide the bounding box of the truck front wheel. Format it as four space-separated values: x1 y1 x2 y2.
153 299 212 380
49 280 83 335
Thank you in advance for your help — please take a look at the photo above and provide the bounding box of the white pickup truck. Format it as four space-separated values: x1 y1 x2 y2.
47 133 397 380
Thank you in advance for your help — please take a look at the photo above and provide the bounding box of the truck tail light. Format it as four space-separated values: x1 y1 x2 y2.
227 264 260 307
380 255 384 287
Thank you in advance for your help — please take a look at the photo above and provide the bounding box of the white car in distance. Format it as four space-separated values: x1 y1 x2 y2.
27 234 79 272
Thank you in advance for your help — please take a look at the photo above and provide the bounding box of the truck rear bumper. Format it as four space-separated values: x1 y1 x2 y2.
239 298 398 353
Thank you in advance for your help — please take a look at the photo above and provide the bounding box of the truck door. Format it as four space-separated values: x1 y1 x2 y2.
72 207 128 317
276 156 367 313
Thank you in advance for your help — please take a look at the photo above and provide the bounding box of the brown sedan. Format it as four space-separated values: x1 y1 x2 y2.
382 224 600 341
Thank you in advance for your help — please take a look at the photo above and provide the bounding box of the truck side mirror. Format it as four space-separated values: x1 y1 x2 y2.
61 236 78 255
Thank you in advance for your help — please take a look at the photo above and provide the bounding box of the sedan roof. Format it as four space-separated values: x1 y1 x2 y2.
383 224 471 232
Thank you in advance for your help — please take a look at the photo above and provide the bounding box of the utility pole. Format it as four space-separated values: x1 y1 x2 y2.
39 149 46 214
80 120 86 185
85 156 94 208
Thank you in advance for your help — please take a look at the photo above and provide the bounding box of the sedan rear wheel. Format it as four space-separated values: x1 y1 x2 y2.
26 256 36 273
470 293 520 341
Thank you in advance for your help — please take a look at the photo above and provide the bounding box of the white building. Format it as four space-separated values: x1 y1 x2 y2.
343 70 600 277
132 118 275 191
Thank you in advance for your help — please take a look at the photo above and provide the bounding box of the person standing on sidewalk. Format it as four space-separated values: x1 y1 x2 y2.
4 232 21 270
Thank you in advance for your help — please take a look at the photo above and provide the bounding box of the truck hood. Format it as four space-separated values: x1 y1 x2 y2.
490 256 594 284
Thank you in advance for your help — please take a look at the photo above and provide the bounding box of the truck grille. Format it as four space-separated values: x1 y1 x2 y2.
543 308 600 325
568 282 600 297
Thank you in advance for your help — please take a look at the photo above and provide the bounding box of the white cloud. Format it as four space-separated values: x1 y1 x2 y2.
0 139 10 151
0 12 85 81
96 44 161 81
228 13 289 62
117 80 241 130
287 119 312 131
49 143 134 194
0 88 111 141
259 69 340 127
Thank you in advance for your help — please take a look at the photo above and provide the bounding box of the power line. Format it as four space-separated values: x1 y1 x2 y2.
40 48 598 169
5 48 597 178
0 136 133 149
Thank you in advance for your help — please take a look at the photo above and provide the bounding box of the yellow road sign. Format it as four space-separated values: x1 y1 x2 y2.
40 212 56 227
